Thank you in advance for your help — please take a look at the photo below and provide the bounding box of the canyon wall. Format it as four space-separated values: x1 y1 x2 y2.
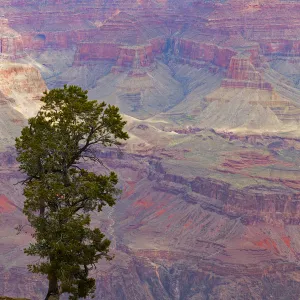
0 18 24 59
1 1 300 299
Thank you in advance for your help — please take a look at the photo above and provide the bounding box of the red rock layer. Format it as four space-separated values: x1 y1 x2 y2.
220 55 273 90
4 0 300 64
0 195 17 213
190 176 300 225
207 0 300 56
73 38 166 69
0 18 24 59
173 38 236 68
4 0 300 73
96 151 300 226
73 36 237 69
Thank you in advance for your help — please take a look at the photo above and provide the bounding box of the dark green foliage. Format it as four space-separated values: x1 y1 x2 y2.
15 85 129 299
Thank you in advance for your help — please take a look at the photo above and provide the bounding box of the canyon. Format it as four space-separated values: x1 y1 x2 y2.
1 0 300 299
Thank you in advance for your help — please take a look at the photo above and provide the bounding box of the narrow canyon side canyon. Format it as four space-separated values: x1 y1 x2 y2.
2 0 300 299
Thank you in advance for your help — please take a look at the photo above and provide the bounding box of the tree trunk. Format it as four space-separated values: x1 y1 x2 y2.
45 274 59 300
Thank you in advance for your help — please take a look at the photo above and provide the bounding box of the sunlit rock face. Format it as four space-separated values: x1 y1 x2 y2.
0 18 46 146
3 1 300 300
0 63 46 116
0 62 46 146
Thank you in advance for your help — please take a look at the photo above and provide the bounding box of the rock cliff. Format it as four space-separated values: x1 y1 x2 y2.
200 54 300 130
0 62 46 145
0 18 24 60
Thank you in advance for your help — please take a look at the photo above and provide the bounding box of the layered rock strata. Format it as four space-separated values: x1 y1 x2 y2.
2 142 300 299
0 18 24 60
203 54 300 126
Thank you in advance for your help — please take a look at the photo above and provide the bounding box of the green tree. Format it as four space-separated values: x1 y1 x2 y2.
15 85 129 300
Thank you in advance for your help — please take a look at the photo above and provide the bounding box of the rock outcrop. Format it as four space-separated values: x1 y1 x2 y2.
201 54 300 129
74 38 166 71
223 54 272 90
0 63 46 117
0 62 46 145
172 38 236 68
0 18 24 60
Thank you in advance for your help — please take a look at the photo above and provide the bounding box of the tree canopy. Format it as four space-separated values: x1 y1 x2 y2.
15 85 129 299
